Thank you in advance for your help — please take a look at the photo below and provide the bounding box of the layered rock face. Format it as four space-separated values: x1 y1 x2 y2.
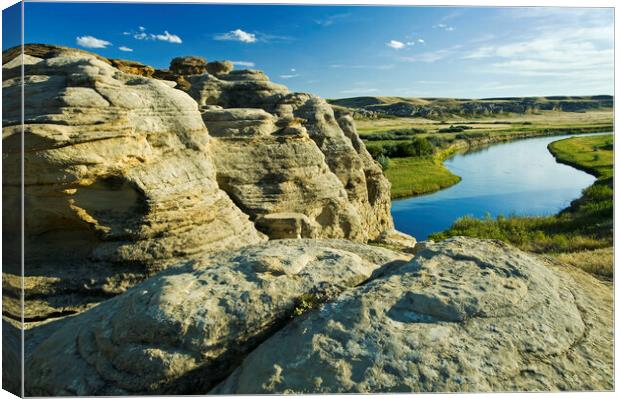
214 237 613 393
1 47 264 321
176 64 395 241
25 240 409 395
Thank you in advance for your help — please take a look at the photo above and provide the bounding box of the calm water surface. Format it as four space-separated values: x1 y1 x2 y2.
391 133 608 240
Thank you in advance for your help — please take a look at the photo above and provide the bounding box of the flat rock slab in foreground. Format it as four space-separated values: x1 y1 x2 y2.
25 240 409 396
214 237 613 393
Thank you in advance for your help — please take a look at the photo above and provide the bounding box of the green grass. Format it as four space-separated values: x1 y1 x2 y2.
430 134 614 279
358 110 613 199
386 157 461 199
548 134 613 179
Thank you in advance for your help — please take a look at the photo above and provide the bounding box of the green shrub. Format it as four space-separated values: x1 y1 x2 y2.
376 154 390 170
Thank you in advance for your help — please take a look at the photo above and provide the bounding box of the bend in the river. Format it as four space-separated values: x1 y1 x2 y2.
391 133 609 240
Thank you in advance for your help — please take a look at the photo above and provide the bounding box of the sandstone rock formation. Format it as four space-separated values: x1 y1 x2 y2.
170 55 208 75
25 240 410 396
214 237 613 393
177 67 396 242
2 46 265 321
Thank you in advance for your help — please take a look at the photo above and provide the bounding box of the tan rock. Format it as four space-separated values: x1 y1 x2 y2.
214 237 613 393
1 45 264 322
25 239 410 396
206 60 234 76
180 67 396 242
255 213 318 239
169 55 207 75
109 59 155 77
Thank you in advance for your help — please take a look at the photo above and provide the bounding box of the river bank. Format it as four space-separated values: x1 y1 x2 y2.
430 134 613 279
385 125 613 199
357 109 612 198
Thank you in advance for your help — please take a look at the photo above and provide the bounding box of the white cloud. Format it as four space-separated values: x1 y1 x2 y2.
290 68 296 72
231 61 255 67
154 31 182 44
279 74 299 79
118 46 133 52
418 39 425 44
76 35 111 49
215 29 257 43
433 23 455 32
386 40 406 49
127 27 182 44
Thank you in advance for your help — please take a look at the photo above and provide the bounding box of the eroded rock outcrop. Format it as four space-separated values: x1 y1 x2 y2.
178 68 396 242
214 237 613 393
2 46 264 321
25 240 409 396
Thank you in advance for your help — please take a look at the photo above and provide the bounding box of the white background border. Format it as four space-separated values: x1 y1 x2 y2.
0 1 616 398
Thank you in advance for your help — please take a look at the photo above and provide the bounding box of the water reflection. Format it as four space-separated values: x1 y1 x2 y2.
392 133 608 240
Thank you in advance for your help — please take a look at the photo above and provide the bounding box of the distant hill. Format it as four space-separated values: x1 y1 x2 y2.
328 95 613 119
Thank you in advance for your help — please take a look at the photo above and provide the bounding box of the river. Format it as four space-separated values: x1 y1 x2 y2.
391 133 609 240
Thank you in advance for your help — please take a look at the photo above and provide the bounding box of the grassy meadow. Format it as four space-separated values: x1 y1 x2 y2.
358 110 613 198
430 134 614 279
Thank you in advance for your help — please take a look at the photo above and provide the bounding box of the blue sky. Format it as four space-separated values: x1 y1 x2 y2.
5 2 614 98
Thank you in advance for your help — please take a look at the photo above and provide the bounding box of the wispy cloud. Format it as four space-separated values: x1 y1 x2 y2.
231 61 255 68
387 37 424 49
279 74 299 79
76 35 111 49
118 46 133 52
415 80 447 84
433 23 455 32
330 63 394 70
125 26 182 44
214 29 293 43
314 13 351 27
397 45 463 63
340 87 380 95
462 25 613 79
215 29 256 43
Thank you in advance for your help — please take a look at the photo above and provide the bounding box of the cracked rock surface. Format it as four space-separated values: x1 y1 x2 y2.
214 237 613 393
24 239 410 396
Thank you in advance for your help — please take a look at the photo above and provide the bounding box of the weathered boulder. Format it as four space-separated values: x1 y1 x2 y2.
206 60 233 76
169 55 207 75
1 45 264 322
25 239 410 396
109 59 155 77
214 237 613 393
